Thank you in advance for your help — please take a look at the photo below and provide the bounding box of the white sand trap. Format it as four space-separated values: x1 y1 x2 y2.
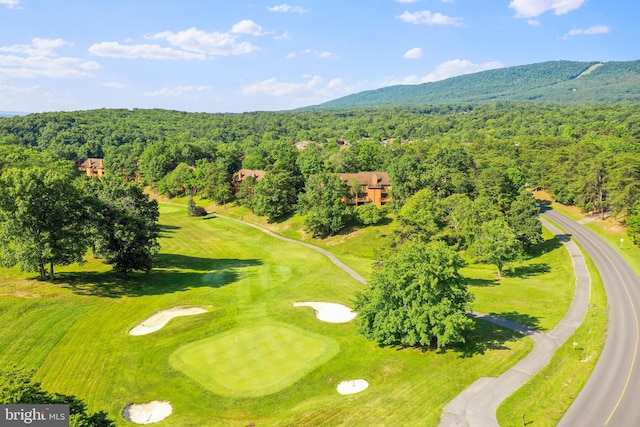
337 379 369 395
292 302 356 323
123 401 172 424
129 306 207 336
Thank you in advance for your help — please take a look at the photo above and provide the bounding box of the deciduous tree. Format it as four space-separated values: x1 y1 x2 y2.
354 241 474 348
0 163 89 280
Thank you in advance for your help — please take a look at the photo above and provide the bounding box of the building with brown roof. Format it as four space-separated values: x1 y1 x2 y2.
339 172 391 206
76 158 105 178
232 169 266 192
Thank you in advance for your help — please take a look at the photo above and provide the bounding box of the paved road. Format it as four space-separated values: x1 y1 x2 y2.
439 217 591 427
545 208 640 426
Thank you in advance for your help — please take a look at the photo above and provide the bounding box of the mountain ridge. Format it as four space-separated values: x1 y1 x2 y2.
306 60 640 110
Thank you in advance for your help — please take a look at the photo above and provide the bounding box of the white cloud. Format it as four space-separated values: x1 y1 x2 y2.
230 19 266 36
240 75 355 100
91 25 261 59
564 25 611 38
275 31 291 40
509 0 585 18
101 82 125 89
528 19 541 27
383 59 504 85
268 4 308 13
289 49 337 59
144 85 211 97
0 38 100 79
403 47 423 59
0 84 37 94
89 42 204 59
0 38 71 57
151 27 260 55
397 10 463 26
0 0 20 9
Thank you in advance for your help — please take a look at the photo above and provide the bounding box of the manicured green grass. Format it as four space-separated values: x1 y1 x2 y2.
0 202 578 426
170 322 339 397
466 228 575 331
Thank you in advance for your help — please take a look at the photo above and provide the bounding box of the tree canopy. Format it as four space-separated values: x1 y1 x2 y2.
355 241 474 348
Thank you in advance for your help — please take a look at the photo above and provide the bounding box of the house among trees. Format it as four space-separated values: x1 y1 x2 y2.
339 172 391 206
76 158 105 178
232 168 266 192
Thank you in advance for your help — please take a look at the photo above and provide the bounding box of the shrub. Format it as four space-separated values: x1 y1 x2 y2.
354 203 383 225
193 206 208 217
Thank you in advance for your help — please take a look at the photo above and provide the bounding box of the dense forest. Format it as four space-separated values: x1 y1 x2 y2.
1 102 640 245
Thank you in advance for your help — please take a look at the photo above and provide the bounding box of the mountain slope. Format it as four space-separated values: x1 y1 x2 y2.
309 60 640 109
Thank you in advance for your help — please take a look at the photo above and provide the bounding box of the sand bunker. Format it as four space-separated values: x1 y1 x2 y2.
337 379 369 395
123 401 172 424
292 302 356 323
129 306 207 336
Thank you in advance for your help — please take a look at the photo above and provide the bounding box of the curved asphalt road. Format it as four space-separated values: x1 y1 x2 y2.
545 208 640 426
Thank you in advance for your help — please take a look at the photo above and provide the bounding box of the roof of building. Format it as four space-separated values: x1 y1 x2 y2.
339 172 390 188
234 168 266 182
76 158 104 169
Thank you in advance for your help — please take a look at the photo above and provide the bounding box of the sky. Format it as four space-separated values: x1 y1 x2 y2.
0 0 637 114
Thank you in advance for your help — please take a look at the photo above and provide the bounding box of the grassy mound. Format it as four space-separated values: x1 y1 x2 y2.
170 322 339 397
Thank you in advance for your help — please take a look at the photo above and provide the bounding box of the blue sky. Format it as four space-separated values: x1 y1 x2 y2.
0 0 637 113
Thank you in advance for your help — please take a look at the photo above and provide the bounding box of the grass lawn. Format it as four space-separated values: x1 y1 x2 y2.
0 201 580 426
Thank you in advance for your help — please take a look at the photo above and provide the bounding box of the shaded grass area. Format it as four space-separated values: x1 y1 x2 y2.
0 202 576 426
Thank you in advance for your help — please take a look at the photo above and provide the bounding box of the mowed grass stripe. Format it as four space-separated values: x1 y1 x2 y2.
170 323 339 397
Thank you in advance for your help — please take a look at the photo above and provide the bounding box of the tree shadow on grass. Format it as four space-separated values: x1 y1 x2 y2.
158 224 181 238
447 318 529 358
506 263 551 279
60 256 262 298
466 278 500 287
524 231 565 259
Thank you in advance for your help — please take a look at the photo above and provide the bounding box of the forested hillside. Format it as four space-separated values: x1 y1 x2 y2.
309 60 640 109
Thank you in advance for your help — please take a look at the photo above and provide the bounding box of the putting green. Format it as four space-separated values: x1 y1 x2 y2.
169 322 339 397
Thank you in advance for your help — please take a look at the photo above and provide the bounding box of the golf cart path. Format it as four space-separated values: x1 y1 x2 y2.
210 211 368 284
438 217 591 427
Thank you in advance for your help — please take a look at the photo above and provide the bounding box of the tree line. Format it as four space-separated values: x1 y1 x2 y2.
0 146 159 280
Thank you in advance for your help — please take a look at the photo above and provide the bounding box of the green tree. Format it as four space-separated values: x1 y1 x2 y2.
298 173 351 237
396 189 444 243
90 176 160 277
203 163 233 205
355 241 474 348
187 195 196 216
236 175 258 213
471 217 520 277
253 171 298 222
0 164 90 280
354 203 383 225
607 153 640 217
0 369 114 427
627 199 640 245
508 191 543 250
